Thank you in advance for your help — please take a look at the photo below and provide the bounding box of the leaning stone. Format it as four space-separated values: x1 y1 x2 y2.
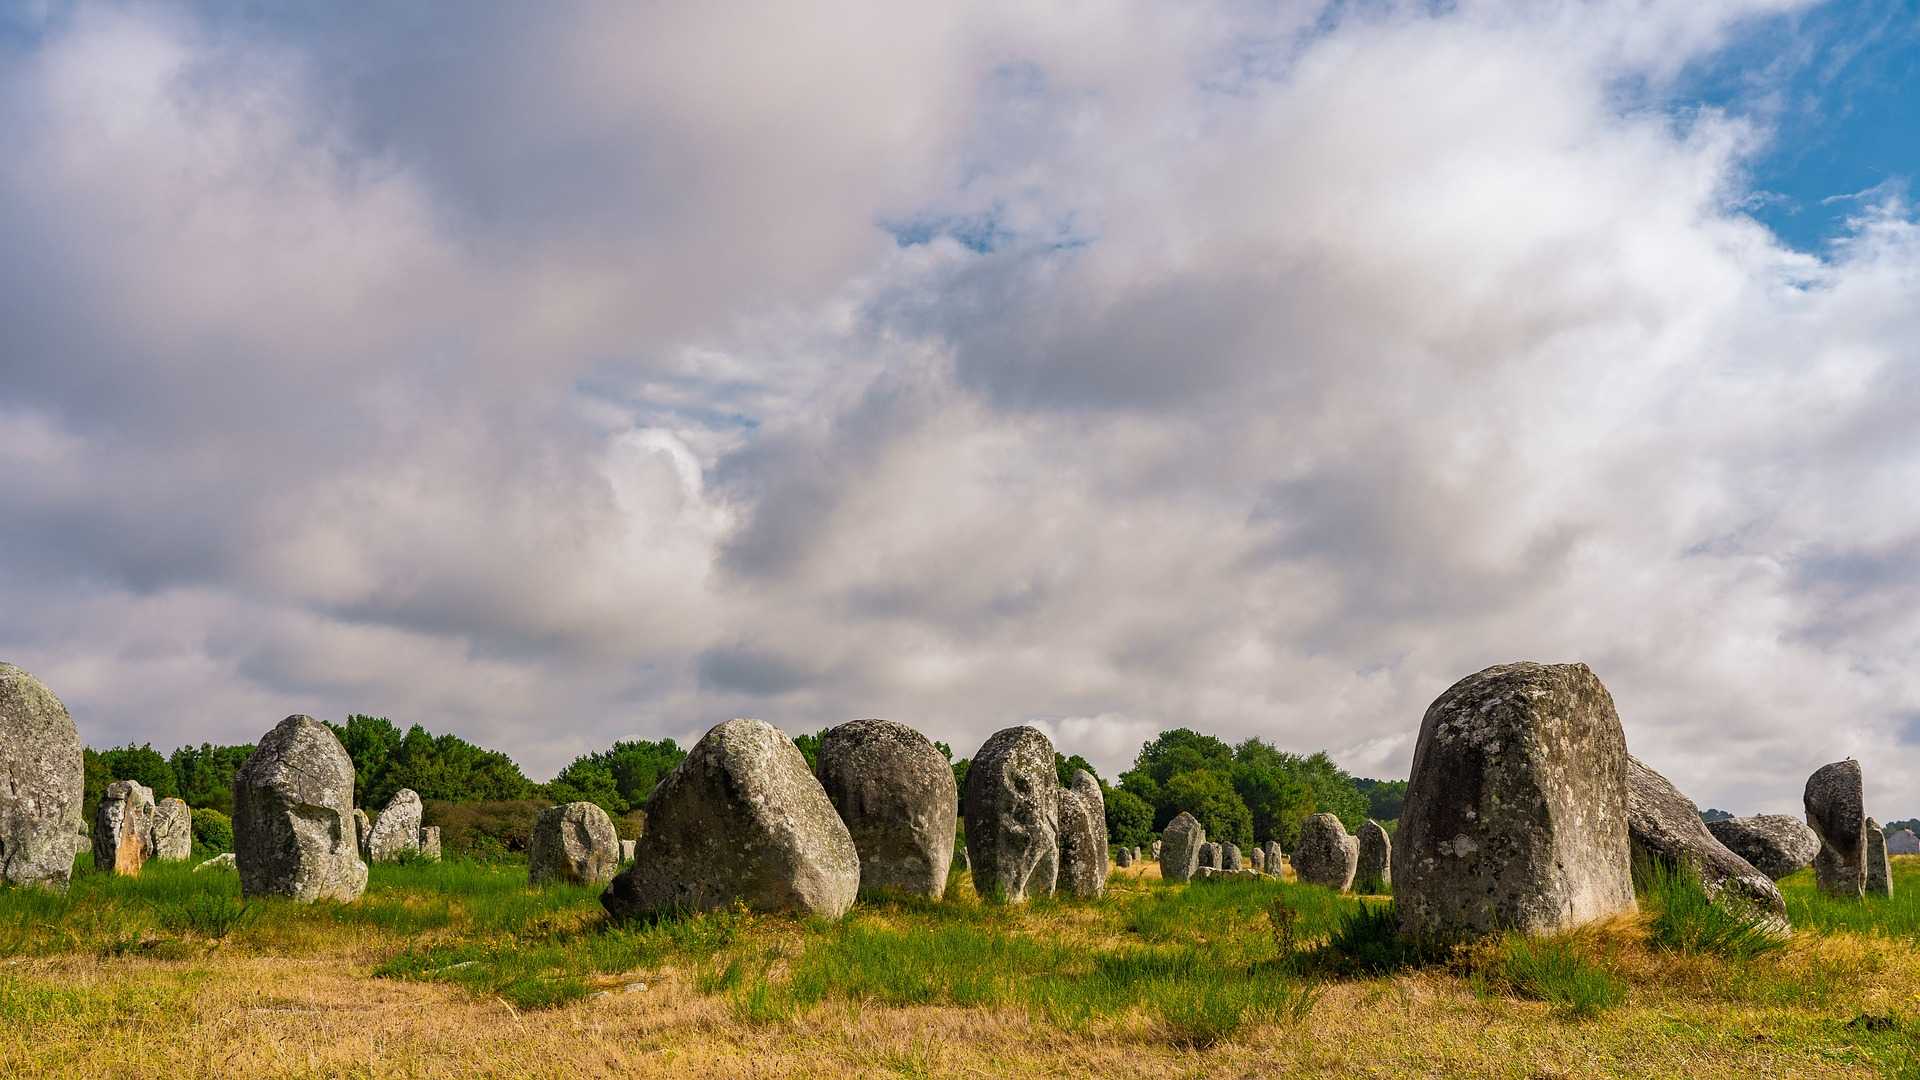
1161 812 1204 883
1866 818 1892 898
1397 662 1636 939
603 719 860 919
1705 815 1821 880
150 797 192 861
418 826 442 862
959 726 1059 904
816 717 957 899
1627 756 1784 921
233 715 367 903
0 665 85 890
1057 787 1106 898
93 780 155 875
1250 846 1265 873
1293 813 1358 891
531 802 620 886
1804 760 1865 899
1356 820 1391 893
1889 829 1920 856
368 789 423 862
193 852 237 872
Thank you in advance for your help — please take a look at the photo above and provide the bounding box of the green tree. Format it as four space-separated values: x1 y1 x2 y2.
1055 752 1099 788
1228 740 1318 847
169 743 254 813
1353 777 1408 822
329 714 403 808
1162 768 1253 849
1104 787 1155 848
546 738 686 819
82 748 110 827
94 744 178 800
791 729 829 771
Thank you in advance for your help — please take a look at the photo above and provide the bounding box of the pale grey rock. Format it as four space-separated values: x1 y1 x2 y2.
94 780 155 875
1626 757 1785 922
1221 842 1242 871
1070 769 1108 880
1249 846 1265 873
1356 820 1391 893
1264 841 1284 877
816 718 957 899
1397 662 1636 939
1293 813 1358 891
1160 812 1203 883
1888 829 1920 856
603 719 860 919
193 852 237 872
1804 760 1866 899
150 797 192 861
353 809 372 860
620 838 636 863
1057 787 1106 899
1866 818 1892 898
1151 839 1162 860
0 664 85 890
233 715 368 903
417 826 442 862
1706 815 1821 880
368 789 423 862
959 726 1059 904
530 801 619 886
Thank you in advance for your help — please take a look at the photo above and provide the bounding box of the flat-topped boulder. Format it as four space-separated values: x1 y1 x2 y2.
1804 760 1865 898
960 726 1059 903
1626 757 1784 921
234 715 367 903
1356 820 1391 893
531 802 620 886
94 780 155 875
368 789 423 862
1706 815 1821 880
0 664 85 890
1293 813 1358 891
815 718 957 899
1161 813 1203 883
150 797 192 861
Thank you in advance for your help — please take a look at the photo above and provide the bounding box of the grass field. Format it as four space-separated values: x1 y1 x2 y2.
4 855 1919 1078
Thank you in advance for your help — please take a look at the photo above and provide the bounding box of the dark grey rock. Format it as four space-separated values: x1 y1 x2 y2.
0 664 85 890
603 719 860 919
1161 812 1203 883
1804 760 1865 899
959 726 1059 904
1397 662 1636 939
1627 757 1784 921
368 789 423 862
1057 787 1106 898
1221 842 1242 871
1356 820 1391 893
1197 841 1218 870
1706 815 1821 880
1866 818 1892 898
1115 846 1134 868
530 801 619 886
233 715 368 903
150 797 192 861
417 825 442 862
93 780 155 875
816 717 957 899
1888 828 1919 856
1293 813 1358 891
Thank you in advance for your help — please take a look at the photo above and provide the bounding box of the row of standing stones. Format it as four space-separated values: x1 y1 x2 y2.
0 660 1899 938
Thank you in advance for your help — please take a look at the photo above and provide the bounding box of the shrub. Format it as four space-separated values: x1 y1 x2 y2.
422 799 544 860
191 809 233 853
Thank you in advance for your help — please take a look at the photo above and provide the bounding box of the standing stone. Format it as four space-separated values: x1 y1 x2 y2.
1069 769 1108 869
1866 818 1893 898
1706 815 1822 880
417 826 442 862
233 715 367 903
1397 662 1636 939
93 780 155 875
1888 829 1920 856
0 664 85 890
959 726 1059 904
1356 820 1392 893
1293 813 1359 891
1250 846 1265 873
619 838 636 863
150 797 192 861
530 802 619 886
368 789 423 863
603 719 860 919
1221 842 1242 871
1626 757 1784 920
1804 759 1866 899
1161 812 1204 883
1197 842 1218 870
1057 787 1106 899
353 809 372 860
1115 846 1134 868
1264 840 1284 877
815 718 957 899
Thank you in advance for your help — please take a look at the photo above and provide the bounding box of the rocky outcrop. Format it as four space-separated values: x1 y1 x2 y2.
0 665 85 890
1626 756 1784 921
815 718 957 899
1804 760 1866 899
959 726 1059 904
1706 815 1821 880
530 802 620 886
233 715 368 903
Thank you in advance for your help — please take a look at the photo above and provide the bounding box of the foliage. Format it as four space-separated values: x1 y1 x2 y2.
1054 752 1099 789
1469 936 1627 1018
951 757 970 794
92 744 179 801
1104 788 1155 849
1117 731 1367 848
331 715 535 810
790 729 829 771
545 738 687 819
1699 807 1734 823
1352 777 1408 823
421 799 547 861
191 808 234 853
169 742 254 813
1162 769 1254 849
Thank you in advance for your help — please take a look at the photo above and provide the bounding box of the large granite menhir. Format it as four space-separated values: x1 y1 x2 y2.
815 718 956 899
1804 760 1865 899
233 715 368 903
960 726 1059 904
150 797 193 862
0 663 85 890
1069 769 1109 886
603 719 859 919
1057 784 1106 899
1397 662 1636 939
1161 812 1204 883
1706 815 1821 880
1626 756 1784 922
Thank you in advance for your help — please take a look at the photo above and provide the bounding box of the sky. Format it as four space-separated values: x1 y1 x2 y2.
1 0 1917 818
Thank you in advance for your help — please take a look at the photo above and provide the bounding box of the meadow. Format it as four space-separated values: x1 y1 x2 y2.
3 856 1918 1078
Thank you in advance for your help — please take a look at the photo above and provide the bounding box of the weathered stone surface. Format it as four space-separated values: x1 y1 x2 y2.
1197 841 1218 870
959 726 1059 904
531 802 619 886
620 838 636 863
603 719 860 919
816 718 957 899
1706 815 1821 880
1069 769 1108 877
368 789 423 862
150 798 192 861
1866 818 1892 898
1626 757 1784 920
353 809 372 860
1161 813 1203 883
0 664 85 890
1264 841 1284 877
1221 842 1242 871
1356 820 1391 893
233 715 368 903
1057 788 1106 898
1250 846 1265 872
1115 846 1134 868
1804 760 1865 899
193 852 236 872
1889 829 1920 856
1397 662 1636 939
94 780 155 875
417 826 442 861
1293 813 1358 891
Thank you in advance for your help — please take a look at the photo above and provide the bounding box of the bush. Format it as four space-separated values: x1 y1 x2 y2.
191 809 233 853
423 799 545 861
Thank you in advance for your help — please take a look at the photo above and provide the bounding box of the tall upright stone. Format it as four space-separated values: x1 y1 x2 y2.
1706 815 1821 880
1397 662 1636 939
530 802 619 886
1249 846 1266 873
1197 841 1218 870
233 715 367 903
1057 787 1106 898
1804 759 1865 899
815 718 957 899
960 726 1059 904
1626 756 1784 920
1161 812 1204 883
417 826 442 862
1151 839 1162 860
1220 842 1242 871
353 809 372 860
603 719 859 919
1356 820 1392 893
368 789 423 862
1264 840 1284 877
0 664 85 890
1293 813 1358 891
1866 818 1893 898
93 780 155 875
150 797 193 861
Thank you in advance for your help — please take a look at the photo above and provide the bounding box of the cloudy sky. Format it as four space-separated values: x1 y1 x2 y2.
2 1 1916 816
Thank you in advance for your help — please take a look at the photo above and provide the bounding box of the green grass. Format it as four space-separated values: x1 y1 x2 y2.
1781 857 1920 939
1470 935 1628 1018
1636 858 1787 961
